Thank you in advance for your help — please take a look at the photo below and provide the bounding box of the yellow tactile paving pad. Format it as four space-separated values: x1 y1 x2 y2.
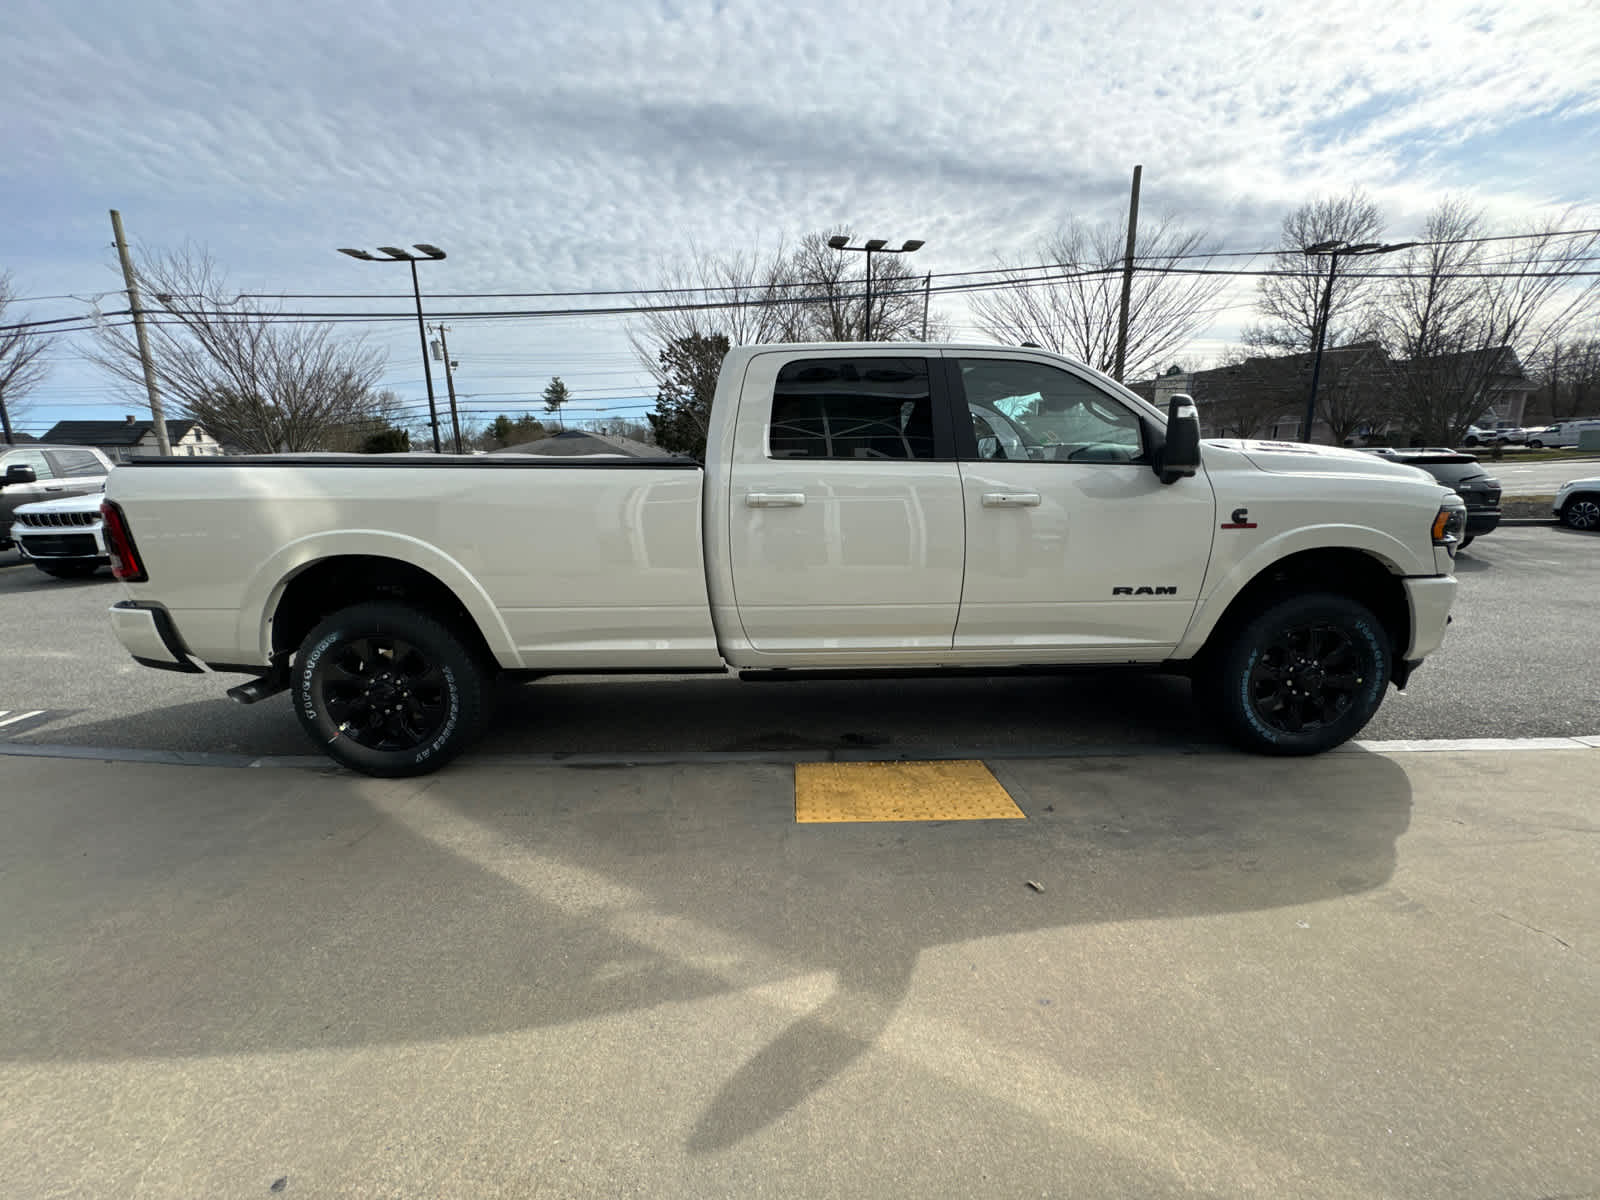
794 760 1026 823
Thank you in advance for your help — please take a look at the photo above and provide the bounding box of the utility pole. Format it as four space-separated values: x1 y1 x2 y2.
1112 164 1142 383
431 324 464 453
1301 239 1415 442
921 272 932 341
109 210 173 456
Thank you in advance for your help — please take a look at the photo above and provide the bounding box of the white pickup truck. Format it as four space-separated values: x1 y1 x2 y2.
102 343 1466 775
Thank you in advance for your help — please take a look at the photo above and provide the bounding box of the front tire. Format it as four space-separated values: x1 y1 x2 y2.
1561 493 1600 531
293 603 491 776
1205 592 1391 756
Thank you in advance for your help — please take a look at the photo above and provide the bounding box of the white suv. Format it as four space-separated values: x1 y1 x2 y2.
1553 476 1600 531
10 488 111 578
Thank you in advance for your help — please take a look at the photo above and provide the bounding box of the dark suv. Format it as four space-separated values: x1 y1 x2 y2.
0 445 113 551
1368 448 1501 548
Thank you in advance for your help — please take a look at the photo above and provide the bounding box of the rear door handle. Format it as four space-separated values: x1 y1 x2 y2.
745 492 806 508
981 492 1041 508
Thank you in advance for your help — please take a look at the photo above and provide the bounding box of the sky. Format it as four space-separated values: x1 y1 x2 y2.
3 0 1598 441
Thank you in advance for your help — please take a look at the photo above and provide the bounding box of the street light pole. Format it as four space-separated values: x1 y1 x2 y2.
338 243 447 452
1300 239 1416 443
826 236 925 341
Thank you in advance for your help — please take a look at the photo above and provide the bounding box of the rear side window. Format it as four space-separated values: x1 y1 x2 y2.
44 449 106 477
768 358 935 460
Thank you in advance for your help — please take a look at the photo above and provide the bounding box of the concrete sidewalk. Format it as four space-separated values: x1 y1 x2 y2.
2 748 1596 1198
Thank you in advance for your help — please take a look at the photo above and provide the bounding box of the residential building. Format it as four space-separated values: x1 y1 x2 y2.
40 417 223 462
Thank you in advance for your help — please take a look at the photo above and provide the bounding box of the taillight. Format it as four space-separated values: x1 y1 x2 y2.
100 500 148 582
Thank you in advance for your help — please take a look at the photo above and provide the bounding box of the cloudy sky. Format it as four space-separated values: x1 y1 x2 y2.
4 0 1597 439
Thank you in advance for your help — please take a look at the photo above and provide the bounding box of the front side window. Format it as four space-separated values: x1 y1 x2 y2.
769 357 935 460
958 359 1144 464
1 449 54 479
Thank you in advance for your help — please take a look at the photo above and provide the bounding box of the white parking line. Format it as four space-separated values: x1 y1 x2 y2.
0 710 47 729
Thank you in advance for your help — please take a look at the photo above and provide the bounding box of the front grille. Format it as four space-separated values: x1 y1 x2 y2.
17 532 97 556
16 510 99 528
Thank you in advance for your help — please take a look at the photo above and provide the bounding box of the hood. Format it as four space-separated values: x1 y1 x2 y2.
13 489 106 517
1211 439 1438 483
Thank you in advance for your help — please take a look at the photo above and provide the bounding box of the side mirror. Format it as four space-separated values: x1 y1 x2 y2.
1152 394 1201 485
2 464 37 487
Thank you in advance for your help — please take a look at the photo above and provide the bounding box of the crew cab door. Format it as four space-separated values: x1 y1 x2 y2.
948 355 1215 657
725 352 965 654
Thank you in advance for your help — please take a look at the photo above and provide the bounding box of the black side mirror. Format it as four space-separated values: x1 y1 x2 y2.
1152 394 1201 485
2 464 37 487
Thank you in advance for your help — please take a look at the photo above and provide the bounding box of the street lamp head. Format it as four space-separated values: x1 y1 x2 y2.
413 244 447 259
827 235 850 249
864 238 888 251
376 246 414 260
337 248 377 261
900 239 925 252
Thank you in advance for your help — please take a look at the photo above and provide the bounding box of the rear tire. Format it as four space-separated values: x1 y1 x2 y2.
1204 592 1391 756
1458 535 1474 549
292 602 491 777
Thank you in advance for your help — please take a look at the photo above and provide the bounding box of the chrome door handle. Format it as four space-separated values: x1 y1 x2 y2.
745 492 806 508
981 492 1041 508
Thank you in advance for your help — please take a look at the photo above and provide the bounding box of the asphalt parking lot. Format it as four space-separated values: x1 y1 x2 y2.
2 524 1596 1198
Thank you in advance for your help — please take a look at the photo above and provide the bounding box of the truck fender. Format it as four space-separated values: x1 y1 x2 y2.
239 530 522 668
1174 523 1417 660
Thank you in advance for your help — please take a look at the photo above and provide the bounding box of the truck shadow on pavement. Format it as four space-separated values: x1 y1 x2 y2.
0 746 1412 1155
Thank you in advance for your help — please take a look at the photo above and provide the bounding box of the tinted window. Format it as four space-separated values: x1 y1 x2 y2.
44 449 105 477
769 358 935 460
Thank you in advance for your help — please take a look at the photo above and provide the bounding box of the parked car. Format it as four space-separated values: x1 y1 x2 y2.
1552 476 1600 531
1461 424 1524 446
104 342 1464 775
1367 448 1501 548
0 444 113 551
10 489 110 578
1526 419 1600 449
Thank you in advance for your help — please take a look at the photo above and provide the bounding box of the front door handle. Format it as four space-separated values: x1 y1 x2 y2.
745 492 806 508
43 486 66 493
981 492 1041 508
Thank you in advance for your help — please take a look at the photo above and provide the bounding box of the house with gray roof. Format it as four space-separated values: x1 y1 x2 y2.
40 416 222 462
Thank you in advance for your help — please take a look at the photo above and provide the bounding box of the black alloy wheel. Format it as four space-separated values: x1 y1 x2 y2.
294 602 491 776
1207 592 1390 755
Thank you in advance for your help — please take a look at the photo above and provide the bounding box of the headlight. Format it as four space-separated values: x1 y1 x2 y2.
1432 503 1467 545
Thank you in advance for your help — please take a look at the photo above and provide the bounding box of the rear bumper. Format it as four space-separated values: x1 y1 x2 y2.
109 601 204 673
1403 575 1458 661
1465 508 1501 536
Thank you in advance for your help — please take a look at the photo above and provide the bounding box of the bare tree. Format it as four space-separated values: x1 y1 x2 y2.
628 229 949 389
1245 189 1387 355
1524 331 1600 422
969 215 1228 382
0 272 50 444
88 247 386 452
1377 200 1600 445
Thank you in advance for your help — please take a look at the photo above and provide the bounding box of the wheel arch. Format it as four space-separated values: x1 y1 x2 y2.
248 536 519 669
1184 547 1411 667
